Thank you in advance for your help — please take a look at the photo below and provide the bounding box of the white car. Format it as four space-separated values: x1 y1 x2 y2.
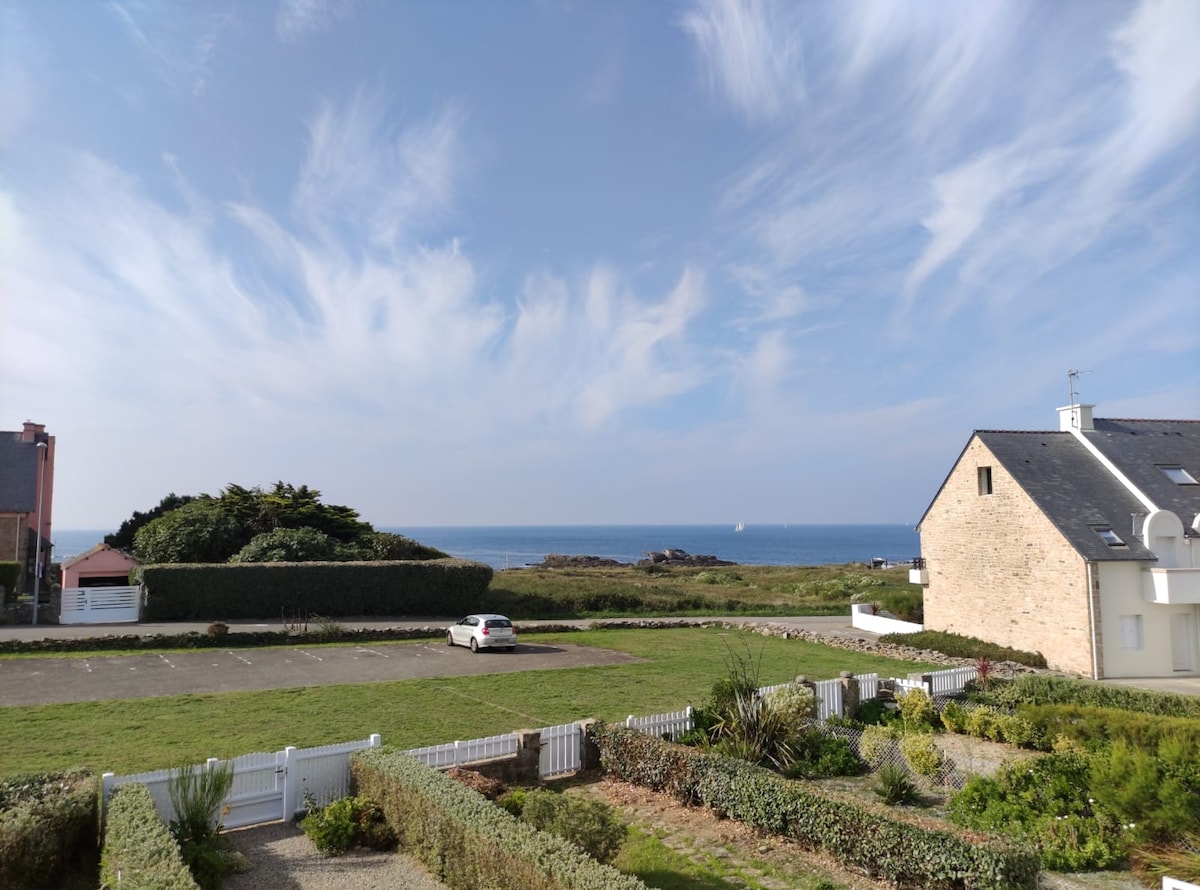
447 614 517 652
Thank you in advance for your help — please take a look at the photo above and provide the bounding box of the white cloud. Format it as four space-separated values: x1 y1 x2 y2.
107 1 236 97
295 90 463 248
680 0 803 122
276 0 352 44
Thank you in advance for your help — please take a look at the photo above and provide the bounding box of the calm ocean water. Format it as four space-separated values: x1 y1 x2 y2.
50 524 919 571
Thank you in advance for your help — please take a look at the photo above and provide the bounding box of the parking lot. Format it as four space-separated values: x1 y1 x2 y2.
0 640 641 706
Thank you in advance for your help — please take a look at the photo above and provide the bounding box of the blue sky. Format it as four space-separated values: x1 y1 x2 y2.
2 0 1198 531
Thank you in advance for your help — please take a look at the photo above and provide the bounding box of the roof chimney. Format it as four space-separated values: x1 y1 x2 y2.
1058 403 1094 431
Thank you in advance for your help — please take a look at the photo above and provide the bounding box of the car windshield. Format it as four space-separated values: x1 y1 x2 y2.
485 619 511 628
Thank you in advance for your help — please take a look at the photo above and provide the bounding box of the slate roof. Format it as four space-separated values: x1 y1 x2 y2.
973 430 1158 562
1082 419 1200 526
0 433 38 513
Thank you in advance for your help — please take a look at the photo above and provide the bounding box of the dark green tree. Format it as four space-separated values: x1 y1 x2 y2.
105 493 196 551
132 499 242 564
230 527 349 563
353 531 449 561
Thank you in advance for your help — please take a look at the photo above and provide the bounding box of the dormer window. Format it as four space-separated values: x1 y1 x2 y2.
1093 526 1125 547
1159 466 1198 485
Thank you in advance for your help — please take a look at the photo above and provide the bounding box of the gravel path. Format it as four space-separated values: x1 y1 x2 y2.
221 821 449 890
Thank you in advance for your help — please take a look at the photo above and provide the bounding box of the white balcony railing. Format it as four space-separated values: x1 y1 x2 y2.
1144 567 1200 605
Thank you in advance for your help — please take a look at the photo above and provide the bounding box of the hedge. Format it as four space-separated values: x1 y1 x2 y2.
0 770 99 889
592 724 1039 890
350 747 648 890
977 674 1200 719
137 559 493 620
99 783 199 890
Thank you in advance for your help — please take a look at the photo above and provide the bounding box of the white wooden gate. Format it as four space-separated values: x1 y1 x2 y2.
58 586 141 624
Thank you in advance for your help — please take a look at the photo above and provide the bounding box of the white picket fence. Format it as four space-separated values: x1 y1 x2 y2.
102 734 384 830
102 665 979 831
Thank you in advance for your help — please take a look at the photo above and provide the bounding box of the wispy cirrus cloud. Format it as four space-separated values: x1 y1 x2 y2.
679 0 804 122
276 0 353 44
107 1 236 96
295 90 464 248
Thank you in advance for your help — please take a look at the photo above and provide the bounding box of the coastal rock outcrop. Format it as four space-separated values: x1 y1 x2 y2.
640 548 736 567
534 554 630 568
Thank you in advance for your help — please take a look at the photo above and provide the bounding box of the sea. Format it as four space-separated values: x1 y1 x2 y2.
50 524 919 571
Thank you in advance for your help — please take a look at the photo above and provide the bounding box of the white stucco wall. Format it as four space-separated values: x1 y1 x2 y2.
1098 561 1200 677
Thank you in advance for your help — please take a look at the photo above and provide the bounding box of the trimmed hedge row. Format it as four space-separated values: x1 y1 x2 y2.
0 770 99 889
350 747 648 890
978 674 1200 718
592 724 1038 890
99 783 198 889
137 559 494 620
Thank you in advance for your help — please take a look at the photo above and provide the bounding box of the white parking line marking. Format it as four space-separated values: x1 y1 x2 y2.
299 650 323 661
355 647 388 658
158 654 176 669
83 661 93 673
229 652 253 665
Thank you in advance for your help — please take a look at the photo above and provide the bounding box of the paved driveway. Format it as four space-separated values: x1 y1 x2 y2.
0 641 640 706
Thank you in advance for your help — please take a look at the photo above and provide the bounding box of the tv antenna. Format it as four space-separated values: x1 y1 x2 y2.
1067 368 1091 408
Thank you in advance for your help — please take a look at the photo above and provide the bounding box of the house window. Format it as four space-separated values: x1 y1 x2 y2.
1159 466 1198 485
1119 615 1143 650
977 466 993 495
1093 526 1125 547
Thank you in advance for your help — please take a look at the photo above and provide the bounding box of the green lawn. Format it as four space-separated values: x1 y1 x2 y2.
0 627 936 776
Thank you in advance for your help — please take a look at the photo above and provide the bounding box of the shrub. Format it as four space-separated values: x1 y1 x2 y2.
939 700 969 733
100 783 198 890
351 747 648 890
0 770 98 890
877 589 924 623
948 752 1130 871
593 723 1039 889
1017 703 1200 754
858 724 900 768
900 734 946 779
1088 739 1200 844
896 687 936 732
520 790 627 865
167 761 236 890
785 730 862 779
976 674 1200 718
301 794 397 856
205 622 228 638
873 764 922 806
852 697 898 726
881 630 1047 668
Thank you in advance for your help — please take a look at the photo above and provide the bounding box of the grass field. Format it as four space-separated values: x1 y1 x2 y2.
0 626 936 776
483 563 920 619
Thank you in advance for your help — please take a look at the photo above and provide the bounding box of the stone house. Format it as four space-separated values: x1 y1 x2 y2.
913 404 1200 679
0 422 56 597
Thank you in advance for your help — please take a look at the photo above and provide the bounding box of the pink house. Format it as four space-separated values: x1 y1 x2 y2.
60 544 139 588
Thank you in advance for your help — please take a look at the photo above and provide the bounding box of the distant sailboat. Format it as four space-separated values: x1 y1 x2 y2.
734 522 745 533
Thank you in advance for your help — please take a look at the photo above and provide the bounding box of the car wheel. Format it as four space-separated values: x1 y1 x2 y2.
469 638 478 653
507 646 516 652
447 632 455 647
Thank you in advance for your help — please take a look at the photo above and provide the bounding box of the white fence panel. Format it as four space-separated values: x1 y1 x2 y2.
58 586 141 624
286 735 383 817
102 734 382 831
624 707 694 741
928 666 977 697
539 723 582 778
814 679 843 721
223 751 284 829
894 678 928 696
856 673 880 701
403 733 518 770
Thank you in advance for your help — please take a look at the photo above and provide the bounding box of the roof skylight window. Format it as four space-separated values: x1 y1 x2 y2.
1093 527 1125 547
1159 466 1198 484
